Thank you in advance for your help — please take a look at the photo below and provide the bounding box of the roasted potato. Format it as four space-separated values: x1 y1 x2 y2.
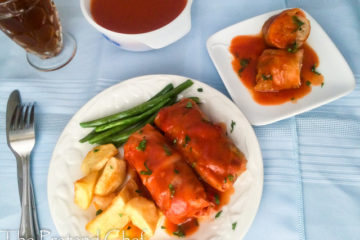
86 179 140 239
74 171 100 209
94 157 126 196
124 196 160 237
93 193 117 211
81 144 118 175
87 212 129 240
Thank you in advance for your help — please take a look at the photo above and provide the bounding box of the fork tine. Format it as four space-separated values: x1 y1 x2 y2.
28 103 35 130
23 103 30 129
18 104 27 130
24 103 33 129
11 104 21 130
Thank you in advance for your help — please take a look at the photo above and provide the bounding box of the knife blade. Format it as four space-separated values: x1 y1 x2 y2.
6 90 22 199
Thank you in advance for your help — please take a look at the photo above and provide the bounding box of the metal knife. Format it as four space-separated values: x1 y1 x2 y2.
6 90 40 238
6 90 22 198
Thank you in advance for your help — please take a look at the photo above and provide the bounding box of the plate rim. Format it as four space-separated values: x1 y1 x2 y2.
206 8 356 126
47 74 264 239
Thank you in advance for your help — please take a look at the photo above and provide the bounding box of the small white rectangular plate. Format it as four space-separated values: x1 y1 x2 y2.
207 9 355 126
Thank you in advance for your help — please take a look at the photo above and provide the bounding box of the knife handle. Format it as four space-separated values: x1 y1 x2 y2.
19 155 37 240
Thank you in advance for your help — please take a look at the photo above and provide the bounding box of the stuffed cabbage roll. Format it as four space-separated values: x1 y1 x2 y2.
155 98 247 192
262 8 310 50
255 48 304 92
124 124 209 224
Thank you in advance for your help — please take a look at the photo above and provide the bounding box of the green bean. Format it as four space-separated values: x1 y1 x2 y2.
95 114 156 145
96 97 177 145
79 129 97 143
95 97 172 132
80 79 193 128
149 84 173 101
80 84 172 129
79 84 173 143
90 97 172 143
88 123 131 144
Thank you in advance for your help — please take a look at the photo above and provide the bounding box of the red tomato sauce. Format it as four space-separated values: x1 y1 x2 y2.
91 0 187 34
206 185 235 211
162 182 234 237
122 223 144 239
230 34 324 105
164 217 199 238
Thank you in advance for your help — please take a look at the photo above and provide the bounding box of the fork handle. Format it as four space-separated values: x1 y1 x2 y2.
19 155 37 240
30 179 40 240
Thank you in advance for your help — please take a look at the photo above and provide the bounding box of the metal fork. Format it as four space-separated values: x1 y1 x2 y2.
9 103 38 240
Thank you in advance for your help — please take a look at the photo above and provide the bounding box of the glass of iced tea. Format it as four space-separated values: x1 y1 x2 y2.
0 0 76 71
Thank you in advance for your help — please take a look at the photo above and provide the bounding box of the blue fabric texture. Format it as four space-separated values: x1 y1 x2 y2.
0 0 359 239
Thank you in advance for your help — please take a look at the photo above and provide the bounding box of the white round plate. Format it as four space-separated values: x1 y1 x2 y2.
48 74 263 240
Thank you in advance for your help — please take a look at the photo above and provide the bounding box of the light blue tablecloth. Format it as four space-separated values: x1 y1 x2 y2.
0 0 359 239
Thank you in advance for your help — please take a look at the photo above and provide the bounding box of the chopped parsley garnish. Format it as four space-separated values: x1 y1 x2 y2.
140 161 152 175
306 80 312 86
311 64 321 75
169 184 176 198
174 169 179 174
93 149 99 153
232 222 237 230
321 82 324 88
292 15 304 32
287 42 298 53
238 58 250 75
135 189 142 194
161 226 166 229
261 74 273 80
183 135 191 147
202 118 211 123
119 213 123 217
227 174 234 182
173 139 177 144
109 165 113 169
127 226 131 230
197 88 203 92
215 211 223 219
214 194 220 205
96 209 103 216
136 138 147 151
185 135 191 144
191 162 197 168
240 58 249 66
230 120 236 133
163 144 172 156
173 228 185 238
185 101 193 108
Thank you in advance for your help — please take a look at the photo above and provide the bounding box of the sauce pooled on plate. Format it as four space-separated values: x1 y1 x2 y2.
230 8 324 105
163 186 234 238
230 34 324 105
